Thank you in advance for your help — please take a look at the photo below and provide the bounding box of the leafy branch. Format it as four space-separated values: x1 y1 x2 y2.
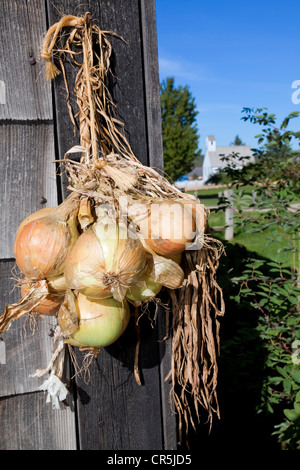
216 107 300 449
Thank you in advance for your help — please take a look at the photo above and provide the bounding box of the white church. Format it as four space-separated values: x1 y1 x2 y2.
202 135 254 183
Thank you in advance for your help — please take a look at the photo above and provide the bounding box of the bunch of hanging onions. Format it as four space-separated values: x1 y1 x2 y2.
11 193 206 350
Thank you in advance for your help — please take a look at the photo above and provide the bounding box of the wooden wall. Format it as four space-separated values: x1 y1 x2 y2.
0 0 177 450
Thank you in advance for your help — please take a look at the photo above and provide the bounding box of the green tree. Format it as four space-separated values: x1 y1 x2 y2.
231 134 245 145
160 77 201 181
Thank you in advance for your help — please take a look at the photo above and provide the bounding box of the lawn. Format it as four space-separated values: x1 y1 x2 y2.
207 208 295 268
187 184 298 267
188 185 254 207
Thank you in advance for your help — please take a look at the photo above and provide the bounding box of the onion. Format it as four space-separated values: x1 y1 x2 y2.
126 273 162 303
20 275 66 316
164 252 182 264
21 283 61 316
14 194 79 280
135 200 197 256
16 206 55 238
47 275 67 293
137 233 184 290
145 252 184 289
64 218 147 302
64 294 130 348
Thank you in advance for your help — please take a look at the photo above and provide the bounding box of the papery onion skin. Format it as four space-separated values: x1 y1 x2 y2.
21 279 64 316
164 252 182 264
15 217 72 280
47 275 67 293
64 228 112 300
16 207 55 238
64 220 147 301
126 273 162 302
14 197 79 281
145 253 184 289
138 201 197 256
66 294 130 348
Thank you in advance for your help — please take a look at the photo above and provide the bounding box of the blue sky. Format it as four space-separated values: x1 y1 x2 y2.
155 0 300 153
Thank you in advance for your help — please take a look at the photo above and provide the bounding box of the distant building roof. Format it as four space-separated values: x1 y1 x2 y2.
186 166 202 177
208 145 254 167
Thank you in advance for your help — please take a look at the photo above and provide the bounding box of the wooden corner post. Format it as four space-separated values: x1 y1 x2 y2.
47 0 177 451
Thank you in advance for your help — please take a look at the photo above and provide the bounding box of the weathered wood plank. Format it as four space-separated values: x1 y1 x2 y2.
0 1 77 451
0 259 61 397
73 314 164 450
0 0 52 120
0 122 57 258
46 0 176 450
157 309 178 450
0 391 76 450
140 0 164 170
0 261 77 451
140 0 177 449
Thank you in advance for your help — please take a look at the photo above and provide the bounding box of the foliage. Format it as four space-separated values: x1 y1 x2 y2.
160 77 201 181
231 134 245 145
215 107 300 449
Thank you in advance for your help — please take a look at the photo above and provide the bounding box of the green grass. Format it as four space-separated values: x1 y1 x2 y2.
207 210 225 227
202 198 219 207
208 209 295 267
196 186 227 197
188 185 254 207
191 185 297 267
188 184 254 197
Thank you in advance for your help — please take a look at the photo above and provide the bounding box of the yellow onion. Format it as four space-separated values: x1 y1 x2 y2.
20 275 66 316
47 275 67 293
64 294 130 348
16 206 55 238
126 273 162 303
164 251 182 264
134 200 197 256
64 218 147 302
145 252 184 289
14 195 79 280
136 234 184 290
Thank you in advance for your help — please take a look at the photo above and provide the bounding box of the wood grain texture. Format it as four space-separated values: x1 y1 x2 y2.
0 259 62 397
0 122 57 258
0 261 77 450
46 0 177 450
140 0 164 171
0 0 176 450
73 315 164 450
0 391 76 450
140 0 177 448
0 1 77 451
0 0 52 120
157 306 178 450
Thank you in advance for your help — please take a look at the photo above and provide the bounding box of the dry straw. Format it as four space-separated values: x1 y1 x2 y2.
1 12 225 443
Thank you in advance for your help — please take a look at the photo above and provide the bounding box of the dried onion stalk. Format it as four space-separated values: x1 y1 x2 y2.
20 275 66 316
